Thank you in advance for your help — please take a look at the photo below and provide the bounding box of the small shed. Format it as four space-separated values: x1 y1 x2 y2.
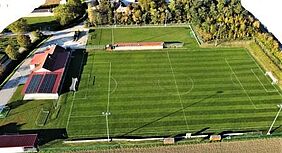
0 134 38 153
209 135 221 141
163 138 175 144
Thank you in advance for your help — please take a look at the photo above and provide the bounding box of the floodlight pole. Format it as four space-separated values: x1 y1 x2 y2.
165 10 168 27
102 112 111 142
267 104 282 135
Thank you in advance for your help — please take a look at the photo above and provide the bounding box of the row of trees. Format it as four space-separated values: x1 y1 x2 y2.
87 0 260 40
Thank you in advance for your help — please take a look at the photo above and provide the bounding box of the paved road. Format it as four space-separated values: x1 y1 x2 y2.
0 23 89 107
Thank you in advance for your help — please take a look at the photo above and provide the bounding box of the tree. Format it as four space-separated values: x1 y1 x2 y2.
17 34 31 49
88 3 95 26
53 4 77 26
68 0 83 15
8 18 28 34
0 64 5 75
31 30 43 41
5 45 19 60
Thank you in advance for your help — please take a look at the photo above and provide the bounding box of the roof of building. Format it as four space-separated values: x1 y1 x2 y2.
31 45 68 72
0 134 37 148
44 0 61 6
22 45 70 95
114 42 164 47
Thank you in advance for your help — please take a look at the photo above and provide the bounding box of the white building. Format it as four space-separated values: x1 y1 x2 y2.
112 42 164 51
241 0 282 44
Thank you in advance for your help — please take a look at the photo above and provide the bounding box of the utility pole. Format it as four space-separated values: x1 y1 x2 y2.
267 104 282 135
165 9 169 27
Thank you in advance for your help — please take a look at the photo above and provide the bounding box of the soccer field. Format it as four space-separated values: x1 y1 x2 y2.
66 27 282 138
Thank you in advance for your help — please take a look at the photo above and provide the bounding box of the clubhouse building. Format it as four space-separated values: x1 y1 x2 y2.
22 45 70 100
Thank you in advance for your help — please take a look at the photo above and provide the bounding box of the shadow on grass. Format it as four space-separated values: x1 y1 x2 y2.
0 122 25 134
20 128 67 145
120 91 223 137
29 21 60 31
60 49 88 95
0 123 67 145
6 100 29 109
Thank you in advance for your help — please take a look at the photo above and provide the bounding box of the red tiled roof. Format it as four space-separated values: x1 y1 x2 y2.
0 134 37 148
22 45 70 95
114 42 164 47
31 45 66 72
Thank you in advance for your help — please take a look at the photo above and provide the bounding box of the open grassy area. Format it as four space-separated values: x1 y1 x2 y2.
87 27 195 48
66 27 282 139
24 16 60 31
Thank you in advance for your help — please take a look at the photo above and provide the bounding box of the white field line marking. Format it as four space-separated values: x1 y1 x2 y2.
251 69 278 93
111 28 114 44
244 49 282 97
94 62 110 64
71 115 104 118
188 24 201 46
230 73 240 87
166 50 189 130
157 78 194 96
66 92 75 129
110 77 118 95
225 58 258 109
107 62 112 113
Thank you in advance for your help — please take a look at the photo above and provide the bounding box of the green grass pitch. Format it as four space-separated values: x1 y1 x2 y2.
66 27 282 138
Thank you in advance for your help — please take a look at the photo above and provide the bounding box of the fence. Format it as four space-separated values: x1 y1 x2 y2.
86 45 105 50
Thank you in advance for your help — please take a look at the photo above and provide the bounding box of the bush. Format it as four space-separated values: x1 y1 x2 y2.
17 34 31 49
53 4 78 26
31 30 43 41
8 18 28 34
5 45 19 60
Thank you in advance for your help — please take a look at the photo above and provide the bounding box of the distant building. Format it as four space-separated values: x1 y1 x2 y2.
0 134 38 153
111 42 164 51
22 45 70 100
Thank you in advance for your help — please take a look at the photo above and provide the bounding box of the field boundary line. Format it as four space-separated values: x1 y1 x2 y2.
111 28 114 44
66 92 75 129
188 24 201 46
251 69 278 93
107 62 112 113
244 48 282 97
225 58 258 109
70 115 104 118
166 50 189 130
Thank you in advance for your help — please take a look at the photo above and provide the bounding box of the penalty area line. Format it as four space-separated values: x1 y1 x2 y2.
225 58 258 109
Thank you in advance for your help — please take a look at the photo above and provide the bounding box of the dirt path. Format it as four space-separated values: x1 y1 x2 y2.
93 138 282 153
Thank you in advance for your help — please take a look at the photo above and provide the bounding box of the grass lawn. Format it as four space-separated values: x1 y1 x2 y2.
65 27 282 139
24 16 60 31
87 27 196 48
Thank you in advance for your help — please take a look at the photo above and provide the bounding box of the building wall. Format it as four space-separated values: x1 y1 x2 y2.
114 46 163 51
25 12 54 17
0 147 24 153
23 93 59 100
